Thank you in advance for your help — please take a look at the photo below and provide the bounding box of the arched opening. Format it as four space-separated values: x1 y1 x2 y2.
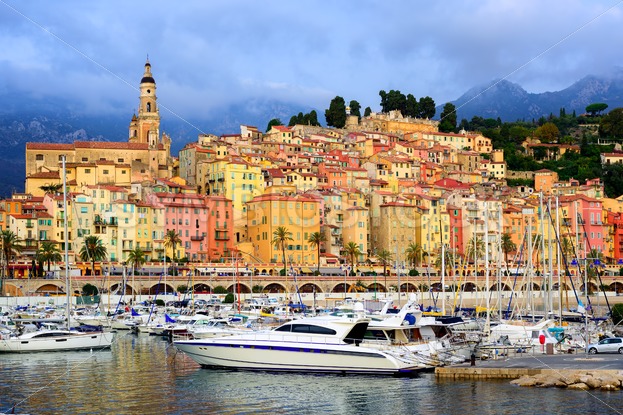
368 282 386 293
227 283 250 294
489 283 511 291
552 282 570 290
34 283 65 296
263 283 286 293
521 282 540 291
401 282 417 292
332 283 350 293
147 283 175 296
193 283 212 294
299 283 322 293
461 282 478 292
609 282 623 293
146 102 151 112
110 283 133 295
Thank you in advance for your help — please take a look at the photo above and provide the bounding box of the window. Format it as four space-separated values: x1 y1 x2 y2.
118 158 124 163
85 169 91 173
103 169 109 174
36 154 44 161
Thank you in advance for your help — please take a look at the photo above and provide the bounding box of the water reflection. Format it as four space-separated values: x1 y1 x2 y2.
1 334 622 415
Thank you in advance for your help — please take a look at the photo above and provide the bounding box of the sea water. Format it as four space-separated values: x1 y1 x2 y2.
1 333 621 415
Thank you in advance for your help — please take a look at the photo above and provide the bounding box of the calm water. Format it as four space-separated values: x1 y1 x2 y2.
1 333 622 415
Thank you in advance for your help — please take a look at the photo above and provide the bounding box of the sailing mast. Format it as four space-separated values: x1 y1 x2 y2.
62 155 71 330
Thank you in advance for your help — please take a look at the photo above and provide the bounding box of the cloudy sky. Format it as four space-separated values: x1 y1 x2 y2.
1 0 622 120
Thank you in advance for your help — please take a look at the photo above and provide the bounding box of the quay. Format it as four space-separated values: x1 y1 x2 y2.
436 353 623 380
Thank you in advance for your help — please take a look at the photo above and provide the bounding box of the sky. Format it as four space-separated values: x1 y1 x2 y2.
1 0 623 122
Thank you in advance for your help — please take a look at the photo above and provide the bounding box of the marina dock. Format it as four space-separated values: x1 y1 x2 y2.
436 353 623 380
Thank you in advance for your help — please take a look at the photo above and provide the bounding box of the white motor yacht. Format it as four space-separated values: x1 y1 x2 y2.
174 309 429 375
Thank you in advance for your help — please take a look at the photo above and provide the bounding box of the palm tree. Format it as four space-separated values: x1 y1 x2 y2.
376 249 393 292
163 229 182 262
501 233 517 265
307 231 325 274
404 243 425 267
465 236 485 263
37 241 62 272
39 183 63 195
126 247 146 275
376 249 393 279
79 235 108 276
342 242 362 271
272 226 293 275
1 230 24 278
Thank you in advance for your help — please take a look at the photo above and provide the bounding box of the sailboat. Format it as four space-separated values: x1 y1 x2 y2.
0 156 115 353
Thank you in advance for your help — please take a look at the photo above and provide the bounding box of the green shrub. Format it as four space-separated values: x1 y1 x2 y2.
612 303 623 326
223 293 235 303
213 285 228 294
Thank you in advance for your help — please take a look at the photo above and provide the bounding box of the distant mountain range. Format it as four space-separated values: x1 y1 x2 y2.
2 71 623 197
449 70 623 121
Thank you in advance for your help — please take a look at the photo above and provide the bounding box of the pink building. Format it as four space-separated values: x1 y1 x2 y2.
150 193 233 262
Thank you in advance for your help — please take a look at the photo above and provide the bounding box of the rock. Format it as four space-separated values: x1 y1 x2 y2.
511 376 538 387
568 382 590 390
580 375 602 389
597 376 621 391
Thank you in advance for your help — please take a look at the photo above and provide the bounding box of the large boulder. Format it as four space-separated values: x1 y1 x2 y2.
568 382 590 390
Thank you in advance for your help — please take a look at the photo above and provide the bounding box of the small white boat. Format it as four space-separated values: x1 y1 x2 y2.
174 308 429 375
0 328 114 353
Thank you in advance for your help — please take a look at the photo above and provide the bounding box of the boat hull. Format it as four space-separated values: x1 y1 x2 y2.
0 331 115 353
175 336 424 375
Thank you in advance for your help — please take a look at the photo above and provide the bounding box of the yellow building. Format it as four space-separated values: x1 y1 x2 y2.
202 156 264 243
246 193 321 265
25 60 173 197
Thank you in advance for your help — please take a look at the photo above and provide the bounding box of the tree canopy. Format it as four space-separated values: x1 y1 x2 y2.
599 107 623 139
348 100 361 118
325 96 347 128
439 102 457 132
586 103 608 116
288 110 320 127
266 118 283 132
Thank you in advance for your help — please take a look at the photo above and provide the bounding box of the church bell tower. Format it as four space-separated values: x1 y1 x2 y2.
129 58 160 148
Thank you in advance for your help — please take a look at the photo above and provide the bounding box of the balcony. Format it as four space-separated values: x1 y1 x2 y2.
190 235 204 241
215 232 229 241
26 221 34 228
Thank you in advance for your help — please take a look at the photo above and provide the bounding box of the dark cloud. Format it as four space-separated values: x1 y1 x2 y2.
0 0 621 119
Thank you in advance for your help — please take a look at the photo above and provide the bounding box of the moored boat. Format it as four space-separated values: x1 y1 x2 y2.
174 312 430 375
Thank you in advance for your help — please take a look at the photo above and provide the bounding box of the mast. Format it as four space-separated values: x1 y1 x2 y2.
484 201 490 334
555 196 562 325
62 155 71 330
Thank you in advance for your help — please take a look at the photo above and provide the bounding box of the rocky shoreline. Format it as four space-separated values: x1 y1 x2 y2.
511 370 623 391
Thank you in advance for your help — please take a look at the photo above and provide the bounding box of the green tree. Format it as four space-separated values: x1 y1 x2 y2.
82 283 99 296
79 235 108 276
603 162 623 197
126 247 146 275
349 100 361 118
213 285 228 294
405 94 419 118
418 96 436 119
37 241 62 272
342 242 362 269
364 106 372 117
266 118 283 132
1 230 23 278
379 90 388 112
307 110 320 126
439 102 457 132
376 249 393 280
223 292 235 303
404 243 425 267
325 96 347 128
585 103 608 116
307 231 325 274
38 183 63 195
465 236 485 263
611 303 623 325
272 226 293 274
501 233 516 264
534 122 560 143
599 107 623 139
163 229 182 263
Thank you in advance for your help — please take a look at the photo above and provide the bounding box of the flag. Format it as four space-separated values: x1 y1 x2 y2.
165 314 177 324
577 300 586 314
131 308 140 317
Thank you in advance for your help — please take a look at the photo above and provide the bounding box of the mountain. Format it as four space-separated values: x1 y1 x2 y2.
0 93 310 197
3 71 623 197
448 70 623 122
